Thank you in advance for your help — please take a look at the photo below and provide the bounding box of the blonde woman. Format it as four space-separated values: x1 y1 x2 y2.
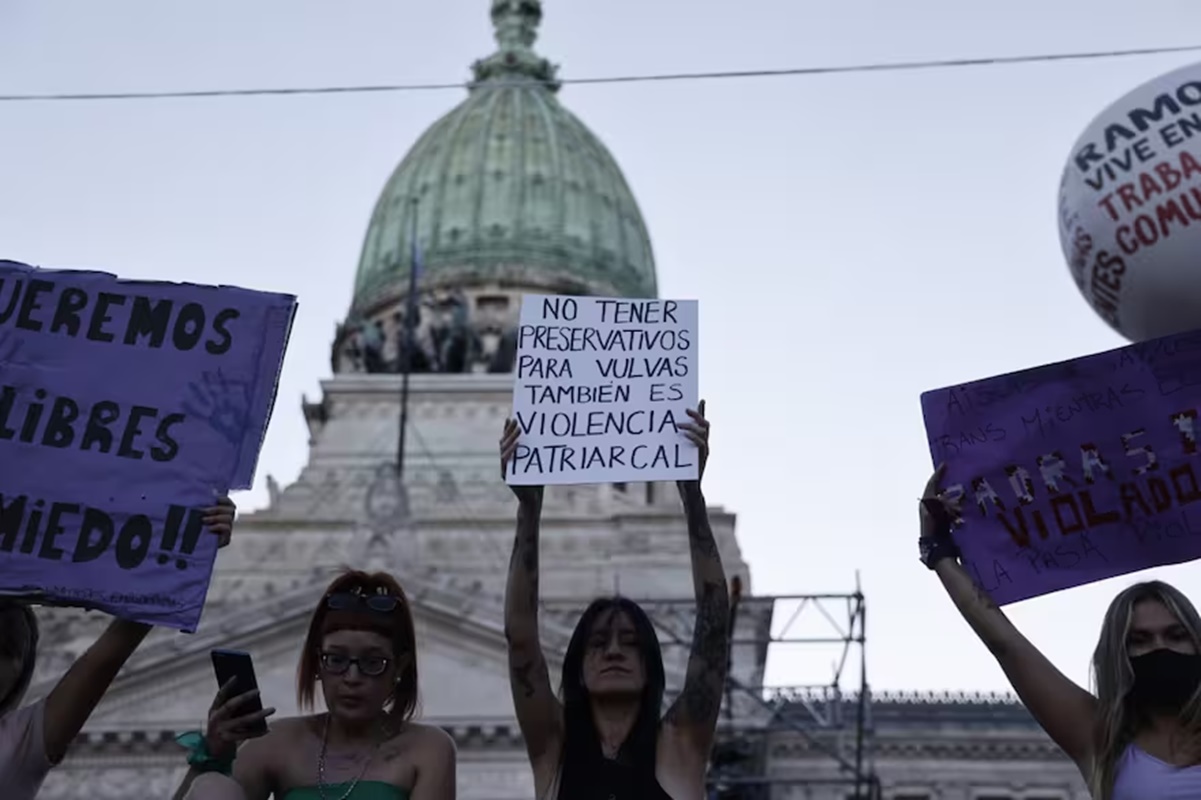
922 466 1201 799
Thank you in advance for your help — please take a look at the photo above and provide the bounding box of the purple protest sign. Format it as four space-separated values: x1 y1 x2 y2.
0 260 295 632
921 329 1201 605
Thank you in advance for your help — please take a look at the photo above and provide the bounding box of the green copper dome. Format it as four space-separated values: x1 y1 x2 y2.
350 0 657 316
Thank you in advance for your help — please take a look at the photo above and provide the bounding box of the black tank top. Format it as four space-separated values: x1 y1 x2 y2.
557 757 675 800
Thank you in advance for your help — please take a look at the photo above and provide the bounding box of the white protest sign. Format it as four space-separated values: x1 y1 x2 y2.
507 294 699 486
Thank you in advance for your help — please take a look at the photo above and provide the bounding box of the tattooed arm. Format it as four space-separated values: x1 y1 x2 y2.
499 421 563 780
923 470 1095 767
663 488 729 754
663 403 730 769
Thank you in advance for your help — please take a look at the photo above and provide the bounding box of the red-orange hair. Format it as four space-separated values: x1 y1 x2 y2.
296 569 418 721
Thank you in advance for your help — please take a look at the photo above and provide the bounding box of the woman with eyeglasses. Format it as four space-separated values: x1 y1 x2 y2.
173 570 456 800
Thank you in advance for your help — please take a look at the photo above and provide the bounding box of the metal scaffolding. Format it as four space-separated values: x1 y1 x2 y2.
637 577 878 799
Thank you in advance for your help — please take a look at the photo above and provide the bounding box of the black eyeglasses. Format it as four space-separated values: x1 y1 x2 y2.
325 591 400 613
319 651 392 677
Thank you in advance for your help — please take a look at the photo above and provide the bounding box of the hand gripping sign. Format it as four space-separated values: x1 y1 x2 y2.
922 328 1201 605
0 260 296 632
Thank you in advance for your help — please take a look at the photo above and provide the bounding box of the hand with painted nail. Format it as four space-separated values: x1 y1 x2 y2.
676 399 709 498
203 496 236 548
499 419 544 508
920 464 963 540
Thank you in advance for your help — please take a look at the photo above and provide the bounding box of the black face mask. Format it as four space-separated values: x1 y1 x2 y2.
1130 648 1201 712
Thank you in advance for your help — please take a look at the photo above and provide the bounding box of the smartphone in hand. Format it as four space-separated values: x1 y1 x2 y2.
210 648 269 737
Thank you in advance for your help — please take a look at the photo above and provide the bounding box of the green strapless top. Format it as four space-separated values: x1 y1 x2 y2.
283 781 408 800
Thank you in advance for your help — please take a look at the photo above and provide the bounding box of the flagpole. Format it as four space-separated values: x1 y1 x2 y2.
397 198 420 477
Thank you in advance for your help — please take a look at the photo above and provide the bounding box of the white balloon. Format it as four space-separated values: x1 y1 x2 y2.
1058 61 1201 342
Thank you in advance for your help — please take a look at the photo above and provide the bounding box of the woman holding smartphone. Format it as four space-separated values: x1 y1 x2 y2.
174 570 456 800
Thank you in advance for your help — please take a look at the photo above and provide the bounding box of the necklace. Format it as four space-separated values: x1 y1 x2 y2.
317 714 383 800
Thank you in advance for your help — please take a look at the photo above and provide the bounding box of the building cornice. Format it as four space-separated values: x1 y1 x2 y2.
62 721 527 758
771 689 1035 728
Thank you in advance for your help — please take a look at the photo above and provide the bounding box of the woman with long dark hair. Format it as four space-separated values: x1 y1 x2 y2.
0 497 236 800
173 569 456 800
499 402 730 800
922 465 1201 798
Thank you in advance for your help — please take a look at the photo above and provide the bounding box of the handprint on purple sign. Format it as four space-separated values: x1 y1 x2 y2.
182 368 253 445
0 330 23 365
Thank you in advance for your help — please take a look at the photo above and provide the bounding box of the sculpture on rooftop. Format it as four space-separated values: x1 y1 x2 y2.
336 290 517 375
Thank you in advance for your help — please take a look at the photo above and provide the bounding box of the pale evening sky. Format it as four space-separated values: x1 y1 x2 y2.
4 0 1201 696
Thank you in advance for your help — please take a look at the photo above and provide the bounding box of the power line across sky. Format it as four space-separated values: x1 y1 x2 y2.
2 42 1200 102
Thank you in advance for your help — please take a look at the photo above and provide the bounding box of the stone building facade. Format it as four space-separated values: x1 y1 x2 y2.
23 2 1092 798
750 692 1088 800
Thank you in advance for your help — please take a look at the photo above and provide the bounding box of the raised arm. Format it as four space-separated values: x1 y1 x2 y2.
921 466 1096 767
499 420 563 777
46 497 238 764
41 618 151 764
663 402 730 767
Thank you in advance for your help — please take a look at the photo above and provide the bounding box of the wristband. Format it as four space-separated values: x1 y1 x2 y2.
918 497 960 569
175 730 234 776
919 534 960 570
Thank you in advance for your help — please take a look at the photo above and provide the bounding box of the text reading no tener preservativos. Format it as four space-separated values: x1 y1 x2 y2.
516 297 690 424
517 297 691 403
509 297 696 477
0 274 244 465
521 298 689 348
0 495 211 573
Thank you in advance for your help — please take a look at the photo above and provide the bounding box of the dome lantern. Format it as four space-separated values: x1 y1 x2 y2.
470 0 560 89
